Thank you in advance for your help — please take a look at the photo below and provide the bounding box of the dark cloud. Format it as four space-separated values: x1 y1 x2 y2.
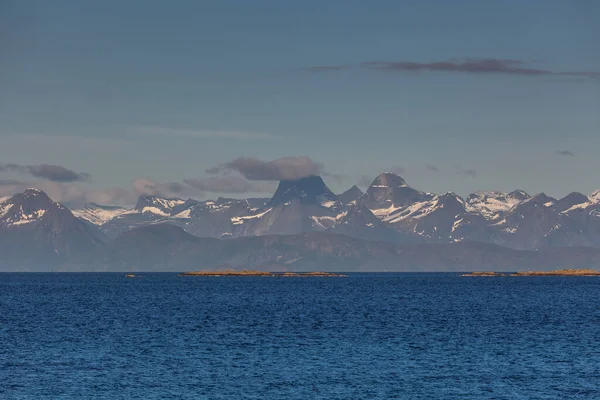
0 162 91 182
184 176 273 194
211 156 325 181
364 59 553 76
28 164 91 182
0 180 138 207
556 150 575 157
304 58 600 78
426 164 440 172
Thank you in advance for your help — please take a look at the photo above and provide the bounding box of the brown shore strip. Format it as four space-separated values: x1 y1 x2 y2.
462 269 600 277
461 271 507 277
178 270 346 277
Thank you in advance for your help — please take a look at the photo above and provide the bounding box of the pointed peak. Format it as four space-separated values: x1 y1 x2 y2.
590 189 600 202
269 175 336 207
521 193 556 206
508 189 530 200
438 192 466 205
337 185 364 205
371 172 408 188
12 188 52 202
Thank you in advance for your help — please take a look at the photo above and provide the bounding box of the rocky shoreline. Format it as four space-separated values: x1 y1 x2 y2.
462 269 600 277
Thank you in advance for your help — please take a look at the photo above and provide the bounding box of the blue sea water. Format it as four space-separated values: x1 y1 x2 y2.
1 273 600 399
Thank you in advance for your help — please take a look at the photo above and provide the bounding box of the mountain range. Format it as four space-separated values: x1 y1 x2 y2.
2 172 600 271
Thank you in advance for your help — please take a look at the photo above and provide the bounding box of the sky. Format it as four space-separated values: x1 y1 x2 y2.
1 0 599 205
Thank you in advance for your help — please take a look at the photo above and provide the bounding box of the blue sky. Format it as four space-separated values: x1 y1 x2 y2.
1 0 599 204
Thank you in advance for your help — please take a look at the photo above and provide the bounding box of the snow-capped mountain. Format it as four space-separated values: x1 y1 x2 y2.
0 189 105 269
359 173 600 249
9 172 600 252
227 176 406 242
72 203 129 225
360 172 434 210
465 190 530 220
134 195 187 216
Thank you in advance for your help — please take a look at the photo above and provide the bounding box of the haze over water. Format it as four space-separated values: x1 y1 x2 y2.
2 272 599 399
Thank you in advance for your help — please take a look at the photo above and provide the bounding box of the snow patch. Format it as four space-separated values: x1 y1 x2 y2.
560 202 592 214
320 200 336 208
72 205 128 225
451 218 463 232
141 207 169 216
231 208 272 225
0 202 13 218
172 209 191 219
6 207 46 226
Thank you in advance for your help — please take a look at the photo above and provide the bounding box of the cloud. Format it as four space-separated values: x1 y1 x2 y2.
0 162 91 182
0 180 137 207
210 156 325 181
184 176 274 194
364 58 554 76
122 125 275 141
132 178 195 198
556 150 575 157
426 164 440 172
303 58 600 78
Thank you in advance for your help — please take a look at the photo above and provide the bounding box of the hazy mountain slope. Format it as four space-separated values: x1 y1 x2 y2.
0 189 106 270
89 224 600 272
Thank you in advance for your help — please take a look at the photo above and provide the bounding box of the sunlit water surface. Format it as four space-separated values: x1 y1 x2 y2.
2 273 600 399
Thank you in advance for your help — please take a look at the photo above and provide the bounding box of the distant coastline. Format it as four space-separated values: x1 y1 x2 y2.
462 269 600 277
179 270 346 277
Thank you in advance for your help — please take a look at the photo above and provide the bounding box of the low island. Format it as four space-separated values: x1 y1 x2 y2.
461 271 507 277
178 270 346 277
462 268 600 277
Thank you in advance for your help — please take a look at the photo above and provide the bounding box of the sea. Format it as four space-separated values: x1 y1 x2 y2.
1 272 600 399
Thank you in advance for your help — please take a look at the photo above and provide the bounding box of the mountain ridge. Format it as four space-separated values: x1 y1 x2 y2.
3 172 600 272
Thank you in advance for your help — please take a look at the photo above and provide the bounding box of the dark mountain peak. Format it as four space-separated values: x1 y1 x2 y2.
361 172 432 209
4 188 58 215
134 195 185 213
517 193 556 209
438 192 464 203
337 185 364 205
372 172 408 188
554 192 590 213
466 190 503 202
560 192 589 204
436 192 467 212
508 190 530 201
268 175 336 207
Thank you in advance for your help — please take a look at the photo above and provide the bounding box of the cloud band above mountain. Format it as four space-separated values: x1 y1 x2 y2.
0 162 91 182
300 58 600 78
208 156 325 181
